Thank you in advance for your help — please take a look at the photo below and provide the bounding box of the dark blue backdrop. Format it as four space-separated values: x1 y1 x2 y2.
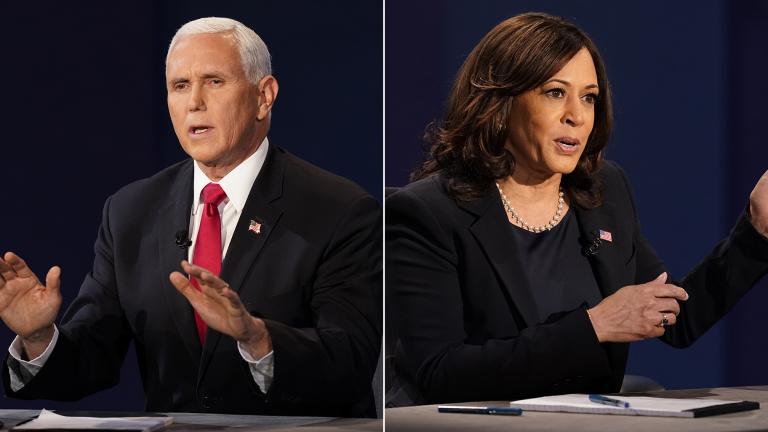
1 1 381 409
386 0 768 390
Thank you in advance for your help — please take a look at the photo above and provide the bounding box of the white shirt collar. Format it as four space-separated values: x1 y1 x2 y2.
192 137 269 214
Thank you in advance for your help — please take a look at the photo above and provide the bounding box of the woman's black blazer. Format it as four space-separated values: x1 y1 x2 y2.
386 160 768 404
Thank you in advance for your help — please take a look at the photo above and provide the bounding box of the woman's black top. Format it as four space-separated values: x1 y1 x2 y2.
509 210 602 323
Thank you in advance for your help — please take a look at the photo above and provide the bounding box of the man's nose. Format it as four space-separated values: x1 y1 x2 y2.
187 84 206 112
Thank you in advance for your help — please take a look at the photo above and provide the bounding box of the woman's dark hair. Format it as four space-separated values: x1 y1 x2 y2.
412 12 612 208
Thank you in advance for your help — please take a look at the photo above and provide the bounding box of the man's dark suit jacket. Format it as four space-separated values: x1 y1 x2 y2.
386 160 768 405
4 145 382 417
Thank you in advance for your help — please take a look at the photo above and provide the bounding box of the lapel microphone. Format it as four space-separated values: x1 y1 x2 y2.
581 231 603 256
175 230 193 249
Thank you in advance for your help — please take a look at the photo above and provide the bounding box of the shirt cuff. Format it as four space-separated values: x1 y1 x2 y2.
7 325 59 391
237 342 274 393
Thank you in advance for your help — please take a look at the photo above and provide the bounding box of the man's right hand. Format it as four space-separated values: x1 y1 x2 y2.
0 252 61 359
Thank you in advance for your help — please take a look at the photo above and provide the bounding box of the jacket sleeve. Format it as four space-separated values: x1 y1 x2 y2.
614 165 768 348
262 195 382 414
663 210 768 347
387 186 614 404
3 196 133 400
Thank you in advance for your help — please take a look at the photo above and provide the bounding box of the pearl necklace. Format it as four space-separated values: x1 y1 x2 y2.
495 182 564 233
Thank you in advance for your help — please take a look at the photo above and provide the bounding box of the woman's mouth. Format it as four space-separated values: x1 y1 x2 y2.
554 137 580 154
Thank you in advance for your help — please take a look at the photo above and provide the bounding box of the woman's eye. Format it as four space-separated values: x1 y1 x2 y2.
546 88 565 98
583 93 598 104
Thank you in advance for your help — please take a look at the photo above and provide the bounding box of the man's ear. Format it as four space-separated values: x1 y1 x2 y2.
256 75 279 121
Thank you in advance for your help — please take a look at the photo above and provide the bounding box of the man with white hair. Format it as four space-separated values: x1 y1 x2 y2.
0 17 381 417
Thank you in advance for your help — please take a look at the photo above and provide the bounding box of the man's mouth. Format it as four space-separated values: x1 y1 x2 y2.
189 126 213 135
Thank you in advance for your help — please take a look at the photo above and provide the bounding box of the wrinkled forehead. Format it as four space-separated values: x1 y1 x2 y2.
166 33 242 78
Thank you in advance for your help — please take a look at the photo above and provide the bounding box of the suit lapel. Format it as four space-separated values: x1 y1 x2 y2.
460 191 540 328
573 203 625 298
156 160 202 365
198 145 285 382
573 201 632 388
460 186 628 326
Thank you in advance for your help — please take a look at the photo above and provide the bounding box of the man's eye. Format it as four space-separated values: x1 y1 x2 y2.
208 79 223 86
173 83 189 91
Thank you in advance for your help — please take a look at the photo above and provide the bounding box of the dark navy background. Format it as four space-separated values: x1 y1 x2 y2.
1 1 381 409
387 1 768 390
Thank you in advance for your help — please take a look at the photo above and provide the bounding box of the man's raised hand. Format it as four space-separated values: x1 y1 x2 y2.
0 252 61 359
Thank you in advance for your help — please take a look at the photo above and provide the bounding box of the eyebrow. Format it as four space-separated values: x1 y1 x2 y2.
200 72 227 79
168 72 229 85
543 78 599 90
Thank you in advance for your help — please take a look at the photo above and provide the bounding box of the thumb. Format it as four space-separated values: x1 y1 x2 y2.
45 266 61 292
654 272 667 283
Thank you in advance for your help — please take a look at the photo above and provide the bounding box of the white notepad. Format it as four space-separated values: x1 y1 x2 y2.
13 409 173 431
509 394 760 418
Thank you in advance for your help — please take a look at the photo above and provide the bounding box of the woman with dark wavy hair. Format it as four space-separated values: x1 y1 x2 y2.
387 12 768 405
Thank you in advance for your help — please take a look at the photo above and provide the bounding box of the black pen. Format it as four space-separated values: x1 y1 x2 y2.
589 394 631 408
438 405 523 415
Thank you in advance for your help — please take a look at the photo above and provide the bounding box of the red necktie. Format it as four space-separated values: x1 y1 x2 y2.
191 183 227 345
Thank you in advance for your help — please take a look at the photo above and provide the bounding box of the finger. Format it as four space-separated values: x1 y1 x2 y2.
648 313 676 333
45 266 61 293
198 270 228 291
180 260 216 280
0 256 17 282
187 269 216 294
652 284 688 301
6 252 35 278
179 260 215 289
202 286 241 316
656 298 681 316
651 272 667 284
199 279 221 299
169 271 201 302
197 280 243 315
220 286 245 311
651 312 676 328
663 313 678 326
180 260 227 291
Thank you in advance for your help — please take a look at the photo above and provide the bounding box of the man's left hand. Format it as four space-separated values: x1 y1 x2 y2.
170 261 272 358
750 170 768 238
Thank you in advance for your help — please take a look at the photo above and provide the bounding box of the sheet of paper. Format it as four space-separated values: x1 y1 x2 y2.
509 394 754 417
13 409 173 431
515 394 736 411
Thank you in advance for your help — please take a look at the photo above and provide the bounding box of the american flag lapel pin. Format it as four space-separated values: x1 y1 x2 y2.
598 229 613 243
248 219 262 235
